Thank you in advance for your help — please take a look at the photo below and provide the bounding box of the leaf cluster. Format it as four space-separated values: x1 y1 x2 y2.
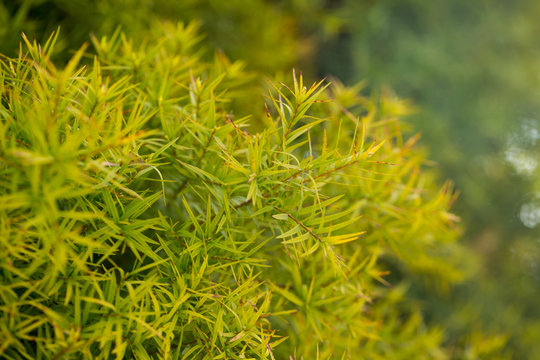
1 24 463 359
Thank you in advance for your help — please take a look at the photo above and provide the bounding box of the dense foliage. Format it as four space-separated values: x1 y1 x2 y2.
0 23 468 358
0 0 356 76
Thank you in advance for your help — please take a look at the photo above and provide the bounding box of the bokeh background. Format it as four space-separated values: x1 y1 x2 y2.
1 0 539 357
336 1 540 358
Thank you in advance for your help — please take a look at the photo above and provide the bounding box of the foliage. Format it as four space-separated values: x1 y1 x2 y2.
0 0 356 76
0 24 465 359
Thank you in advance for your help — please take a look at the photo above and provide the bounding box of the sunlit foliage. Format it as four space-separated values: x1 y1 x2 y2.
0 24 469 358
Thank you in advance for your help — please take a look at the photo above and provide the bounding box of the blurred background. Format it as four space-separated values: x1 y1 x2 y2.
333 1 540 358
1 0 539 357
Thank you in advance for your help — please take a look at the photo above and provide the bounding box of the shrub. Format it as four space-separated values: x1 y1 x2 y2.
0 24 463 359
